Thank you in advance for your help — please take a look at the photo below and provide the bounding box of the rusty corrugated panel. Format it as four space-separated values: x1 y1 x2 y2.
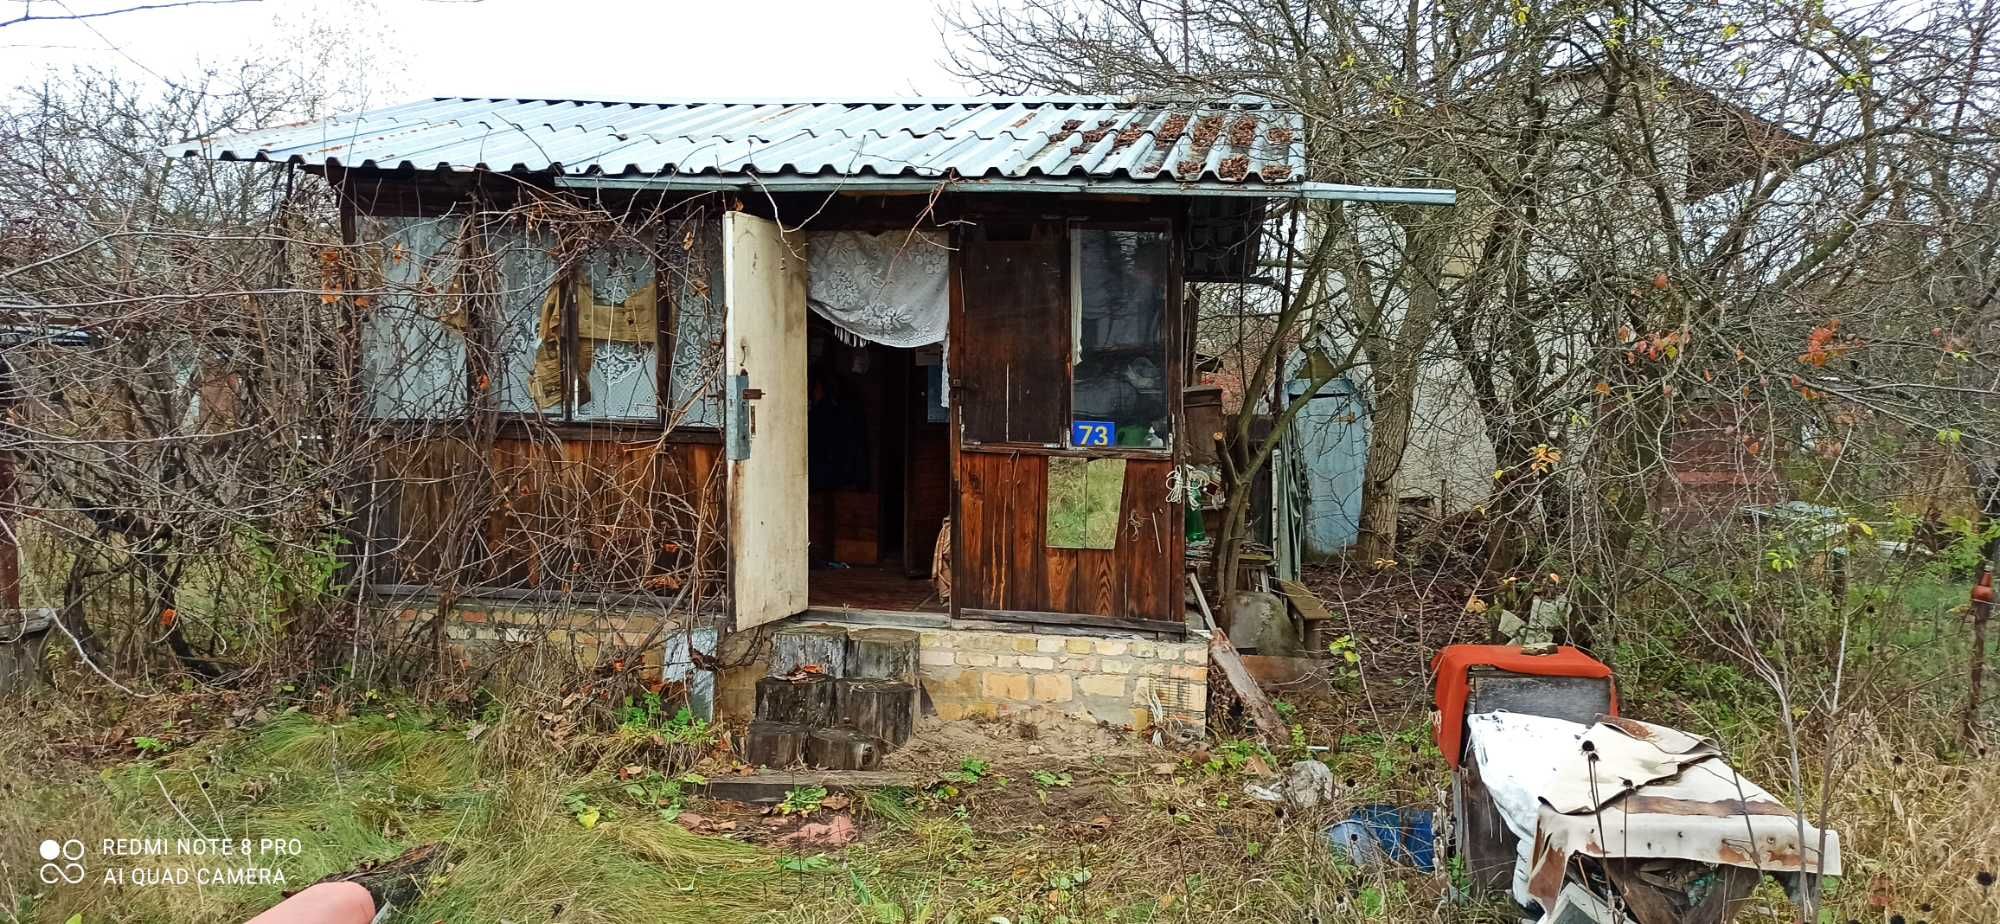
171 96 1310 189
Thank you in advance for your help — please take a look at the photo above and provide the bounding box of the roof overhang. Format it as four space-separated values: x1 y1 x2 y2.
551 172 1455 206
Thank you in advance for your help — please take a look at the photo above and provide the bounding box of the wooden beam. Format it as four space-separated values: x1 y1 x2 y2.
1275 579 1333 622
1197 592 1286 741
698 769 925 804
961 606 1187 637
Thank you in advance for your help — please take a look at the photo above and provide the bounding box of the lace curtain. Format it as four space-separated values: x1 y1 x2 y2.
807 230 950 348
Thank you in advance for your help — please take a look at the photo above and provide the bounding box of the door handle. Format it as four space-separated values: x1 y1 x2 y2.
727 373 752 461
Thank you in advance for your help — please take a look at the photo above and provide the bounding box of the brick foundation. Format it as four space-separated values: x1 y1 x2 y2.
394 602 1208 733
715 621 1207 732
912 626 1205 729
388 602 717 715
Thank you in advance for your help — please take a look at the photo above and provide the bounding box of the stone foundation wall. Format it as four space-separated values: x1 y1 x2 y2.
712 622 1208 732
915 627 1207 730
393 603 679 667
388 602 716 713
393 602 1208 732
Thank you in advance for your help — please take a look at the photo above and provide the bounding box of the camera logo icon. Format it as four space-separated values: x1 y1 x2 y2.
38 839 85 884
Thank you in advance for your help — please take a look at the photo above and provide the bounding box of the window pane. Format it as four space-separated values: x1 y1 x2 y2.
1073 229 1170 448
573 243 661 422
664 219 723 427
360 215 467 420
491 230 561 416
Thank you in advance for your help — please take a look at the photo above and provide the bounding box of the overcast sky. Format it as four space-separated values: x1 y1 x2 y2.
0 0 967 107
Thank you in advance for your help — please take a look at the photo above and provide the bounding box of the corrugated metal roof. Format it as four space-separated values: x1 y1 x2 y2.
175 96 1311 189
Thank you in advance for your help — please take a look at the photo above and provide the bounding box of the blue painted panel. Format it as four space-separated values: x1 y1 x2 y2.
1288 377 1369 556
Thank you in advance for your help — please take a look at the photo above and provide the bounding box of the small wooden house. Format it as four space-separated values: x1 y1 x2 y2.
178 96 1450 729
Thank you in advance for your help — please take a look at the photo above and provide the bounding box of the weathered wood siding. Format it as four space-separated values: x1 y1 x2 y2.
953 450 1181 622
947 217 1187 627
371 432 723 597
956 235 1070 446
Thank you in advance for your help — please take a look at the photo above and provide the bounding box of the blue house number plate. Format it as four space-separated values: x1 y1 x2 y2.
1072 419 1113 447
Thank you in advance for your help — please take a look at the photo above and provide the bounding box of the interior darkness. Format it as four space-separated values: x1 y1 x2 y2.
806 314 951 612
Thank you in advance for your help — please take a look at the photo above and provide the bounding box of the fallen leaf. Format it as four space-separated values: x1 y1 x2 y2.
1242 755 1275 777
821 794 852 812
1149 763 1176 776
776 814 857 849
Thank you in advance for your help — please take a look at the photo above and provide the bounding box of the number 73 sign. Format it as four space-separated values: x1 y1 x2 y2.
1071 419 1113 447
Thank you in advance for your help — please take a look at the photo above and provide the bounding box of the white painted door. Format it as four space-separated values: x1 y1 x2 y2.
724 212 809 629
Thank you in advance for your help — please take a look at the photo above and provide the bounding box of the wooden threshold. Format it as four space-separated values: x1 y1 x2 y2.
959 606 1187 638
699 769 925 803
796 606 1186 640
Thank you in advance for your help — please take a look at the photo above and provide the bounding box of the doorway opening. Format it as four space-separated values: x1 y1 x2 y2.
805 316 951 613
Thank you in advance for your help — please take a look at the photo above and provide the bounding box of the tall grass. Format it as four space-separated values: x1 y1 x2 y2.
5 710 831 924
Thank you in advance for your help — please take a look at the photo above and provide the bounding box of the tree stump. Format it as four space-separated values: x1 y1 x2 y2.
804 727 884 770
836 679 917 748
769 624 849 678
742 721 808 768
844 628 920 683
754 674 837 727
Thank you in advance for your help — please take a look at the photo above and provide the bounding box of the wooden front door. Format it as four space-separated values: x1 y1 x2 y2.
724 212 809 629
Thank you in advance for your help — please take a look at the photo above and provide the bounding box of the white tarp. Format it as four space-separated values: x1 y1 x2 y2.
1466 711 1842 916
807 230 950 348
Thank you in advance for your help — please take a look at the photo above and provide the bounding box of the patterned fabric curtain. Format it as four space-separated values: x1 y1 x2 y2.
806 230 950 348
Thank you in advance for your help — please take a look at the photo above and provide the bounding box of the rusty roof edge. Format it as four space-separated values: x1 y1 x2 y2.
426 94 1293 108
555 172 1454 204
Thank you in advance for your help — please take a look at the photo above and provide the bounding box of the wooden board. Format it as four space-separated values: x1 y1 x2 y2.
1208 628 1287 741
698 769 923 804
955 236 1069 445
901 421 951 577
370 432 722 595
1275 579 1333 622
724 211 810 629
953 449 1181 625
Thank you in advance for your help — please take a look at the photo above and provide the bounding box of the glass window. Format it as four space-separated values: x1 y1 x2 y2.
1071 229 1171 449
490 229 561 416
573 243 662 422
664 218 723 428
479 220 723 426
360 215 468 420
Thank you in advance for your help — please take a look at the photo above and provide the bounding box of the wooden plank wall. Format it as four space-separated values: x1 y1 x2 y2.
955 450 1181 623
955 236 1070 445
949 214 1187 629
373 433 723 598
